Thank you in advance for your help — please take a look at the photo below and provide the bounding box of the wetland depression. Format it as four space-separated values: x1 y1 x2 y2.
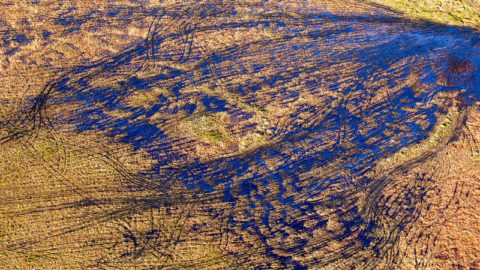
1 1 479 269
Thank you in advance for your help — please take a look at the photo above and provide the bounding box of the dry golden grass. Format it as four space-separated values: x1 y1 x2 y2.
373 0 480 28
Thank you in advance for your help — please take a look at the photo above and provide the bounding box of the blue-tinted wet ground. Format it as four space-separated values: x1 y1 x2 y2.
15 2 480 269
